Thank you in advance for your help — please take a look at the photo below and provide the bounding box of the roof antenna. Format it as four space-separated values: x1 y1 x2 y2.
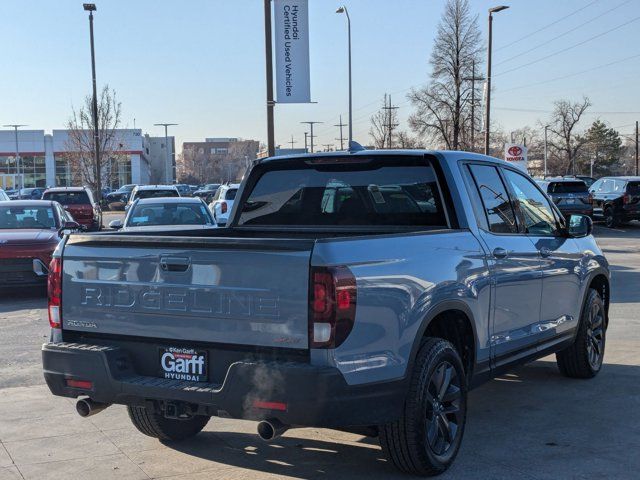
349 140 364 152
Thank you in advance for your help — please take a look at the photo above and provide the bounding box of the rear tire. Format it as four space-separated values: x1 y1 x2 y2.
127 405 210 441
556 288 606 378
379 338 467 476
604 207 619 228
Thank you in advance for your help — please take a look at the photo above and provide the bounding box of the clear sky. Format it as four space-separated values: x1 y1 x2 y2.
0 0 638 152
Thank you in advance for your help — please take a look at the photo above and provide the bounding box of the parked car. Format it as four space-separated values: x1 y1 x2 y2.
125 185 181 210
109 197 216 231
0 189 9 201
573 175 596 188
174 184 192 197
105 184 137 211
193 183 221 203
0 200 80 288
536 177 592 219
589 176 640 227
208 183 239 226
9 187 45 200
42 150 610 476
42 187 102 232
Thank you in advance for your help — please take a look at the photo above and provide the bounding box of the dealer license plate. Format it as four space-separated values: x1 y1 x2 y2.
159 347 208 382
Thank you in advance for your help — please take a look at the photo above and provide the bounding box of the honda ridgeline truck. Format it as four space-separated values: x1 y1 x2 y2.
42 150 610 476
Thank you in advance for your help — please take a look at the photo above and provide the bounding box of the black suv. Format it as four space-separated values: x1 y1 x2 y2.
537 177 592 219
589 176 640 227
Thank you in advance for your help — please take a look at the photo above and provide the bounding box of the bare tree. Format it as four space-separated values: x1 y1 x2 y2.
64 86 125 194
395 131 423 149
408 0 482 150
546 97 591 175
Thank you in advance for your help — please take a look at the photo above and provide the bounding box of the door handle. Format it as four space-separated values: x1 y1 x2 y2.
492 247 508 259
160 256 191 272
539 247 552 258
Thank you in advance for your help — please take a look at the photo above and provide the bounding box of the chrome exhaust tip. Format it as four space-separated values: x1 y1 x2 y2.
76 398 110 418
257 418 288 441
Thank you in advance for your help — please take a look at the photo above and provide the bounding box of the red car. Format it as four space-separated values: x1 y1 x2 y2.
0 200 80 288
42 187 102 231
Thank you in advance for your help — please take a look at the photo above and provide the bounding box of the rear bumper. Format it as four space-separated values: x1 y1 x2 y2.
42 342 405 427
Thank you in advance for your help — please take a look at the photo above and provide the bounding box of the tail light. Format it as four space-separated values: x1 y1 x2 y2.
582 193 593 205
48 257 62 329
623 193 630 205
309 266 357 348
220 201 228 214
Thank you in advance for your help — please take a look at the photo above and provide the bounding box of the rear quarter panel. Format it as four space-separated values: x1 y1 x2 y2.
311 230 490 385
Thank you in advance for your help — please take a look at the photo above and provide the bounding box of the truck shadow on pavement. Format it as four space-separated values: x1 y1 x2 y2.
164 360 640 479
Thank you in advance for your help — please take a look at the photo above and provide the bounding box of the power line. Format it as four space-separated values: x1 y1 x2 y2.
494 0 633 68
495 15 640 77
495 0 599 51
494 107 640 114
498 52 640 93
334 115 347 150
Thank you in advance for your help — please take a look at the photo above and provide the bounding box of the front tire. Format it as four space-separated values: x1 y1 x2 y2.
556 288 606 378
379 338 467 476
127 405 210 441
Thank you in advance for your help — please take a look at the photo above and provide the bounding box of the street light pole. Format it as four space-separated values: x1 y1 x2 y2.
336 6 353 150
83 3 101 201
484 5 509 156
3 124 26 189
264 0 275 157
154 123 178 183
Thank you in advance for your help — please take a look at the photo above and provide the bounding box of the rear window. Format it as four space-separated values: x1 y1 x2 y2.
627 182 640 194
549 182 587 194
238 156 446 227
44 191 90 204
134 189 179 200
128 203 213 227
224 189 238 201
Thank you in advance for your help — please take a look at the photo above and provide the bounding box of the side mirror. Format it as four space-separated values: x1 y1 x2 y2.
59 221 81 237
109 219 123 230
568 214 592 238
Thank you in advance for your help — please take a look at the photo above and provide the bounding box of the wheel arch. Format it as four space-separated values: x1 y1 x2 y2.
588 272 610 327
408 301 478 382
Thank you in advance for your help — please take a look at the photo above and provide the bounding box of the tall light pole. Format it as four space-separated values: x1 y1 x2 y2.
484 5 509 156
543 125 549 178
3 124 27 189
301 121 322 153
336 6 353 150
154 123 178 183
83 3 101 200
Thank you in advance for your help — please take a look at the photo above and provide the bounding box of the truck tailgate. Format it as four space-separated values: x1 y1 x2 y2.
61 235 313 349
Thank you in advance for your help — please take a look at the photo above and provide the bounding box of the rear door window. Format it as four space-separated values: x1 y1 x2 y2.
627 182 640 195
238 156 447 227
225 189 238 201
468 165 518 234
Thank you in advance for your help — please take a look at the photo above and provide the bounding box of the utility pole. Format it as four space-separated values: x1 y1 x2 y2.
84 3 101 200
301 121 322 153
382 94 399 149
334 115 347 150
289 135 297 150
304 132 309 153
3 124 26 189
544 125 549 178
154 123 178 183
636 120 638 176
322 144 334 152
463 61 484 152
264 0 275 157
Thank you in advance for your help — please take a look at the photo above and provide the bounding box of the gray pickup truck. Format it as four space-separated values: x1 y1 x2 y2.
42 150 610 476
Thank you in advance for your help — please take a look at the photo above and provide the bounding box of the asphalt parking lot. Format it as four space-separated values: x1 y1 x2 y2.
1 224 639 480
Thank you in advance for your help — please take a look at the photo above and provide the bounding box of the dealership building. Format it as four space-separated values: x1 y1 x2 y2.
0 128 174 190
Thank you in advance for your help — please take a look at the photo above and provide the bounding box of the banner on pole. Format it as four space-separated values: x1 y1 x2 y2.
504 143 528 172
274 0 311 103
